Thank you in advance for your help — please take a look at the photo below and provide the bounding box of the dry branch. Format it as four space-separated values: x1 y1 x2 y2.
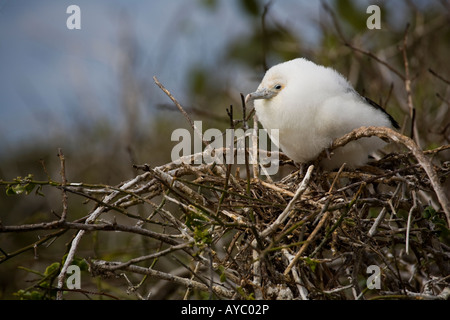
1 130 449 299
322 126 450 227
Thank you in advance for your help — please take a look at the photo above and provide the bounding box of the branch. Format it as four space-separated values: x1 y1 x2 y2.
153 76 206 147
261 165 314 238
429 68 450 85
323 126 450 227
56 171 160 299
57 148 68 221
90 260 235 299
252 165 314 296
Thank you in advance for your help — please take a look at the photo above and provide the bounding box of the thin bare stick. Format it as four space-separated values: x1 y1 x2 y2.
368 208 387 237
249 151 308 298
252 112 260 179
282 249 309 300
406 190 418 254
322 2 405 81
261 165 314 238
429 68 450 85
284 210 331 276
57 148 68 221
56 173 152 299
400 24 420 145
345 43 405 81
91 260 235 299
369 183 402 236
153 76 206 147
327 126 450 227
259 180 295 197
321 1 348 46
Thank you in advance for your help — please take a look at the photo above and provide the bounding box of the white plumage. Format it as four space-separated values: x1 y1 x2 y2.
246 58 399 170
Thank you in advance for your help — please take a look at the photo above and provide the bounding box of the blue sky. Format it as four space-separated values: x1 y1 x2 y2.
0 0 429 160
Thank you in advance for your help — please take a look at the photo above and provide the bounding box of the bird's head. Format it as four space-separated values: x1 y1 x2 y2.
245 71 287 104
245 58 326 115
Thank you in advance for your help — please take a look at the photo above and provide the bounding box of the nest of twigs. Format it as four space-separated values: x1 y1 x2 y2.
81 125 449 300
3 125 449 300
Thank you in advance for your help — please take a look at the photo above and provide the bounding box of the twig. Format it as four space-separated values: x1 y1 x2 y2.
252 110 260 179
57 149 68 221
323 284 353 295
345 43 406 81
261 1 273 72
368 207 387 237
321 1 348 46
56 172 156 299
153 167 206 205
429 68 450 85
91 260 235 299
261 165 314 238
325 126 450 227
241 93 252 196
153 76 206 147
284 210 331 275
400 24 420 145
282 249 308 300
322 1 405 81
405 190 418 254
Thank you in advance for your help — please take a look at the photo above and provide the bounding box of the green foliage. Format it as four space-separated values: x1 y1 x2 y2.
13 255 88 300
304 257 317 273
14 262 60 300
5 174 45 197
185 206 213 247
189 66 208 96
238 0 261 17
14 289 44 300
335 0 367 32
225 23 301 70
217 265 227 283
423 206 450 244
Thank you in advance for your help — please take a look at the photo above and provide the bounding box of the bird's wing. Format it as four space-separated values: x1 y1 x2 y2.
363 96 400 129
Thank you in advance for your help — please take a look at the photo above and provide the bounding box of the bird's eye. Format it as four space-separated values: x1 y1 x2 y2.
274 84 282 90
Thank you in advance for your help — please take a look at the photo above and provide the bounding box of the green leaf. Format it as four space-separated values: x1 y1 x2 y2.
30 291 43 300
193 227 212 246
72 257 89 271
13 289 44 300
5 173 38 196
44 262 61 276
6 184 16 196
304 257 317 272
12 184 26 195
217 265 227 283
422 206 436 219
35 184 45 197
238 0 260 16
24 183 36 195
220 272 227 283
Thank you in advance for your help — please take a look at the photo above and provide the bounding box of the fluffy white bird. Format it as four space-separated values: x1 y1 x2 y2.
246 58 399 170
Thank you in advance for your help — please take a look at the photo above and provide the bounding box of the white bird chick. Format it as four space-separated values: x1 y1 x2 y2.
246 58 399 170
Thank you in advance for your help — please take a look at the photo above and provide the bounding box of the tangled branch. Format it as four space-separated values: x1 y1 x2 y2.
1 122 449 299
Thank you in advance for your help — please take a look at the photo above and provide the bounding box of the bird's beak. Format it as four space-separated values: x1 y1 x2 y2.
245 88 276 104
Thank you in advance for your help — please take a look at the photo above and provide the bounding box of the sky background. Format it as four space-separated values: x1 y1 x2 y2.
0 0 432 163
